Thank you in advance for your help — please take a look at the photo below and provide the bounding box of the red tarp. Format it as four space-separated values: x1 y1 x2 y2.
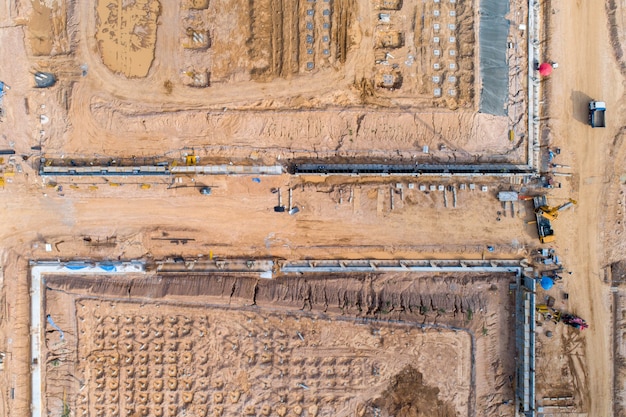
539 62 553 76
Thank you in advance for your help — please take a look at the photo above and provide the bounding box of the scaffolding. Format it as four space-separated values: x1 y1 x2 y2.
290 162 536 177
528 0 540 171
155 258 274 278
514 274 537 416
279 258 524 273
39 162 283 176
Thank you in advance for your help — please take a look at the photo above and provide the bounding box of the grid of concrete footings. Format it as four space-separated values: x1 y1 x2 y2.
40 271 517 417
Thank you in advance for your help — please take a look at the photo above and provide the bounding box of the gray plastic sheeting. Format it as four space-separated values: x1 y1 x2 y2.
478 0 510 116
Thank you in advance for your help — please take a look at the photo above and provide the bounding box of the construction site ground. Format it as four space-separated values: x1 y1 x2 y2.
39 271 516 417
3 0 528 165
0 0 625 416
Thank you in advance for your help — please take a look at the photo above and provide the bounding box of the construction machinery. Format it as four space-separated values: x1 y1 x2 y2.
531 196 575 243
536 304 561 323
533 196 555 243
561 314 588 330
534 198 577 221
535 215 555 244
185 154 198 166
536 305 588 330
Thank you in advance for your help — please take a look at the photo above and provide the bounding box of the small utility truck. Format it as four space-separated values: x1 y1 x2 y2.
588 100 606 128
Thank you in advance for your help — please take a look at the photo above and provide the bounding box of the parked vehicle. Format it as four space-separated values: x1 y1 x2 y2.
588 100 606 128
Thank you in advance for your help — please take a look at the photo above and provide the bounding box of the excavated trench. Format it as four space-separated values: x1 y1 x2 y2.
44 271 514 328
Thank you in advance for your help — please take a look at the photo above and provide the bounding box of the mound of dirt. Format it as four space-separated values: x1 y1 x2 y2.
366 365 456 417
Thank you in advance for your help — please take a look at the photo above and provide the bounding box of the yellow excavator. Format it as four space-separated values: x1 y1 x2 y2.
536 304 562 323
534 198 577 221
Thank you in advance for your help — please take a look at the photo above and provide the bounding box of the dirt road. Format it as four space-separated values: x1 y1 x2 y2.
0 174 532 261
546 0 625 413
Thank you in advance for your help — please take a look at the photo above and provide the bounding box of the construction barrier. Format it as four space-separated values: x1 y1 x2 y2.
290 163 536 177
39 163 283 176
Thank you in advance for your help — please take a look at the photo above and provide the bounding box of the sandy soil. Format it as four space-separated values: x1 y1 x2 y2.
0 167 533 417
39 270 516 417
603 3 626 414
535 0 626 413
0 175 538 261
24 0 70 56
1 0 624 414
12 0 524 166
603 0 626 285
0 165 532 417
95 0 160 77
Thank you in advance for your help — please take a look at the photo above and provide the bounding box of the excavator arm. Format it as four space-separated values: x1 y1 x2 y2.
535 198 577 221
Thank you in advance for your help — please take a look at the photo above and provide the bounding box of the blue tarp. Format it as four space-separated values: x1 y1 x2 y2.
65 264 86 270
478 0 510 116
540 276 554 290
100 264 117 272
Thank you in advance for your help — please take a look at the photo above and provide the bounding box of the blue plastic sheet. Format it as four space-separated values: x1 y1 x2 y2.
100 264 117 272
540 276 554 290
